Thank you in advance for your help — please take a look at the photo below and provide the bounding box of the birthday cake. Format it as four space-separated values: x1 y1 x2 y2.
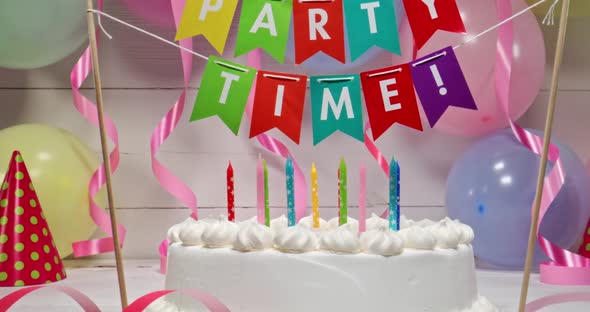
160 214 497 312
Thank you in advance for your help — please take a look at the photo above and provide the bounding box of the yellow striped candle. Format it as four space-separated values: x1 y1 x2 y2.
311 163 320 228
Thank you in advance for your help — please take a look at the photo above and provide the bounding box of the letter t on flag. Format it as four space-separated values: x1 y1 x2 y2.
190 56 256 134
410 46 477 127
311 74 364 145
402 0 465 50
175 0 239 54
249 71 308 144
361 64 423 140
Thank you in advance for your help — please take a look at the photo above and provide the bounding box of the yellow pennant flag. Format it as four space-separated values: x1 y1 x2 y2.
175 0 239 54
527 0 590 17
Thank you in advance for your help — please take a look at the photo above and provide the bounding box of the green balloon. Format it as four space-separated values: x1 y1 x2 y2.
0 0 88 69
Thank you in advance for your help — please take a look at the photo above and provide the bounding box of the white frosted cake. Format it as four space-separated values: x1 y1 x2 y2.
159 215 497 312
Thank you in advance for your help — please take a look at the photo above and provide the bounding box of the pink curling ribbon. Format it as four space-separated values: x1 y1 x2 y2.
71 0 127 257
495 0 590 286
123 289 230 312
363 123 390 218
0 285 101 312
525 292 590 311
246 49 308 222
157 0 197 274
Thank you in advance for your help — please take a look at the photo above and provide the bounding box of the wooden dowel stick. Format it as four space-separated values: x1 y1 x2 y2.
518 0 570 311
86 0 128 308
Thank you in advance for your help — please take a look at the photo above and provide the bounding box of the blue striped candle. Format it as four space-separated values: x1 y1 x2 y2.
389 157 400 231
286 157 295 226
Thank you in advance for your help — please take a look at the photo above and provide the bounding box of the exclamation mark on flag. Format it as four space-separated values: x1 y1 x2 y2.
430 64 447 96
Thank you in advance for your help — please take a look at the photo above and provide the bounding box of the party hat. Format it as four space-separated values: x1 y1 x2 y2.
0 151 65 287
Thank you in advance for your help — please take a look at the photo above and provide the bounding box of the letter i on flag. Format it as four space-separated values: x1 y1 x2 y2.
402 0 465 50
311 74 364 145
175 0 239 54
361 64 422 140
190 56 256 134
410 46 476 127
344 0 400 61
293 0 346 64
249 71 308 144
235 0 293 63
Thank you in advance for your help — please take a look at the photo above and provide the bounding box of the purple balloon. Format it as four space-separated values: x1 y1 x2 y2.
446 129 590 269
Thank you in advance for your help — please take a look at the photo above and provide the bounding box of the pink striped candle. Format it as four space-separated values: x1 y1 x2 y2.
359 163 366 232
256 155 264 225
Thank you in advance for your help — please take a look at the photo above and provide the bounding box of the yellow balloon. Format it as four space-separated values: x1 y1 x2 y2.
0 124 106 258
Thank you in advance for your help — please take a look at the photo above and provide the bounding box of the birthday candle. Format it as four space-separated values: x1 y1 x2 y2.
337 168 341 219
263 159 270 227
257 155 264 225
339 158 347 226
359 163 366 233
311 163 320 228
396 161 400 230
286 157 295 226
389 157 400 231
227 161 235 222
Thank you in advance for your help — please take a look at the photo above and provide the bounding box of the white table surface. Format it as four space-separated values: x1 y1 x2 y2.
1 260 589 311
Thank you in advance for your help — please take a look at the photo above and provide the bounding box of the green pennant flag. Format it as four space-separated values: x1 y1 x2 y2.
310 74 364 145
343 0 400 61
190 56 256 135
234 0 293 63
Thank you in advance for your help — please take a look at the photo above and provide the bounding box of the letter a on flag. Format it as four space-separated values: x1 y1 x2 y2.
176 0 239 54
190 56 256 135
402 0 465 50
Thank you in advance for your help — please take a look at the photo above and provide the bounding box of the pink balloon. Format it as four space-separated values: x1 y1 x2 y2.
393 0 545 137
121 0 176 28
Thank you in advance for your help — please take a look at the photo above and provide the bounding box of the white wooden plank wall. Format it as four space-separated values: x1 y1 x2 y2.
0 1 589 258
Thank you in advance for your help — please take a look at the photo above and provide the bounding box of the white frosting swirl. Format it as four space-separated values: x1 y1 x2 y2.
178 220 212 246
428 219 462 249
238 216 258 227
320 226 361 254
201 219 238 248
400 215 414 229
365 213 388 231
274 225 318 253
270 215 288 236
166 218 197 243
360 228 403 256
453 219 475 244
399 226 436 250
233 222 273 251
328 217 359 233
298 215 329 230
413 218 435 228
461 296 498 312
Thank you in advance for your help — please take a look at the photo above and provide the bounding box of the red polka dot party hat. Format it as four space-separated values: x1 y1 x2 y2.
0 151 65 287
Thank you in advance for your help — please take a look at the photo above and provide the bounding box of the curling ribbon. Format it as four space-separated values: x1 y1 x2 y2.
525 292 590 311
70 0 127 257
0 285 101 312
246 49 308 222
579 160 590 257
495 0 590 285
124 289 230 312
157 0 197 274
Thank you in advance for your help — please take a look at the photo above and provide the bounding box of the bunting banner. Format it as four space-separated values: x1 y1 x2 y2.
311 74 364 145
249 71 308 143
235 0 293 63
402 0 466 50
361 63 422 140
343 0 401 61
293 0 346 64
190 56 256 134
175 0 239 54
410 46 476 127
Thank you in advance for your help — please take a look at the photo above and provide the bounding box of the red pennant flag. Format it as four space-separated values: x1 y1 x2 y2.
249 71 308 144
361 64 423 140
293 0 345 64
402 0 465 50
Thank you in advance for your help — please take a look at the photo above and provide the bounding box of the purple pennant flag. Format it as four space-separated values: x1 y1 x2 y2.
410 46 477 127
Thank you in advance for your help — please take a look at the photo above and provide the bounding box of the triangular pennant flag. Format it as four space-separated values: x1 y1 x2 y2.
249 71 308 144
293 0 346 64
402 0 465 50
235 0 293 63
361 63 423 140
190 56 257 135
343 0 401 61
410 46 477 127
0 151 65 287
311 74 364 145
175 0 239 54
